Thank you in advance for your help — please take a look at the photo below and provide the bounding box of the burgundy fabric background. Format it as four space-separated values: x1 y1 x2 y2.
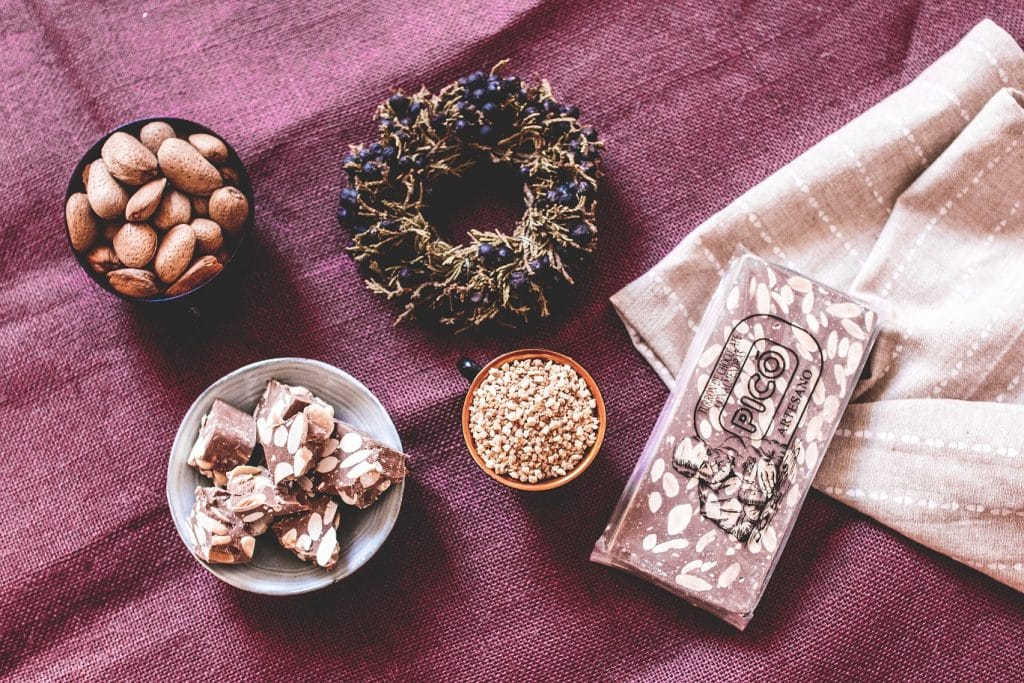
1 1 1022 680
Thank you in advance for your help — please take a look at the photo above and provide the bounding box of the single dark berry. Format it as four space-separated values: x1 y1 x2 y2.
565 105 580 118
542 99 559 115
368 142 383 156
455 101 472 114
481 102 499 119
469 88 487 104
582 125 598 141
379 219 399 230
381 145 397 162
336 206 349 224
388 94 409 114
340 187 359 207
413 155 428 169
399 117 412 127
478 125 497 144
496 246 513 264
570 223 592 245
467 70 486 88
522 106 540 118
343 153 357 167
509 270 528 290
519 164 532 180
568 138 583 154
430 115 447 134
486 80 503 98
478 243 496 261
548 120 571 137
504 76 520 93
469 290 484 304
407 101 422 119
361 162 382 180
529 255 551 273
454 119 475 139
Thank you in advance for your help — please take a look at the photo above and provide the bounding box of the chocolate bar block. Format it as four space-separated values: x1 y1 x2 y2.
272 496 342 570
262 402 334 484
225 465 314 518
253 379 331 445
187 399 256 486
186 487 260 564
314 421 407 509
591 255 882 629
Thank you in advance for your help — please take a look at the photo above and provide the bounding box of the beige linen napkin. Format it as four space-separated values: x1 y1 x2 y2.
612 19 1024 592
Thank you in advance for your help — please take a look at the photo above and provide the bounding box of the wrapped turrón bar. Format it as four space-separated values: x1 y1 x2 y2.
592 255 883 629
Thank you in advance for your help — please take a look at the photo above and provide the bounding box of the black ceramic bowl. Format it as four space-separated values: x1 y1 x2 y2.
64 117 254 304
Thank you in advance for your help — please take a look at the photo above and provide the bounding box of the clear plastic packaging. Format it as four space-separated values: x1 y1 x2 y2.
592 254 883 629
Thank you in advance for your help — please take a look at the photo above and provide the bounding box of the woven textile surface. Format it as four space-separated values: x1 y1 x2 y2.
1 1 1022 680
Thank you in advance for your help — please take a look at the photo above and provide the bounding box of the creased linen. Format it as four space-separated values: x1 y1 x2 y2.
612 20 1024 592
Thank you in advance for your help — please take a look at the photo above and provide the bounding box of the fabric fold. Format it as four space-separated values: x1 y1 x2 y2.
611 19 1024 592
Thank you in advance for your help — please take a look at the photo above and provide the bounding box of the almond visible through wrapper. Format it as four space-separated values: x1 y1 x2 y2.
166 255 223 296
155 223 196 283
158 138 223 196
125 177 167 222
108 268 159 298
65 192 97 252
208 186 249 234
101 131 158 186
112 222 158 268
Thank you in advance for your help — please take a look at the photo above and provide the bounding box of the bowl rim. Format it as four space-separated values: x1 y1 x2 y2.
166 357 405 595
461 348 606 492
64 116 255 304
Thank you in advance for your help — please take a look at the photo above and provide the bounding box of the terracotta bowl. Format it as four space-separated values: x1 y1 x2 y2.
461 349 606 492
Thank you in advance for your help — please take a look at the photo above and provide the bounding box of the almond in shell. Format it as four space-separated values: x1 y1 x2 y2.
155 224 197 283
101 132 158 186
191 218 224 255
220 166 239 186
139 121 176 155
166 255 223 296
85 159 129 220
208 186 249 234
86 245 121 274
108 268 159 298
188 133 229 164
158 138 223 196
65 192 97 252
152 189 192 230
191 194 209 217
112 222 158 268
125 177 167 222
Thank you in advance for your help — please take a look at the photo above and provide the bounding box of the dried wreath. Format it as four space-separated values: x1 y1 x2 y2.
337 62 603 331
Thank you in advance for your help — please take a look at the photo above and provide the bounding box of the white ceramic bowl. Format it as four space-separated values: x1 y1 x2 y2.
167 358 405 595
